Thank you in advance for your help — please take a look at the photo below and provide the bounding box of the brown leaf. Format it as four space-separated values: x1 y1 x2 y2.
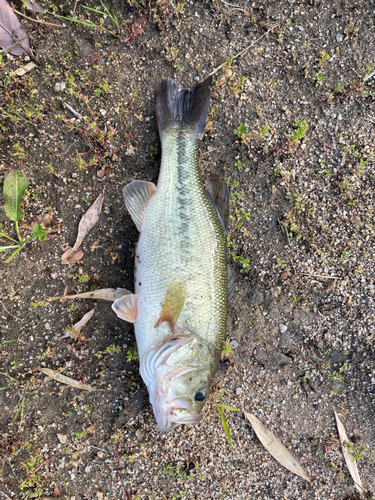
0 0 30 55
14 61 36 76
131 15 147 36
61 193 104 264
334 411 364 496
53 486 61 497
72 308 94 331
39 368 95 391
23 0 45 14
55 287 130 303
61 247 84 265
244 412 311 483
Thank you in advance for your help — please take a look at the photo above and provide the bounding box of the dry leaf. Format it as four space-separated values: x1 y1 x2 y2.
61 308 95 339
131 15 147 36
334 411 364 496
244 412 311 483
61 193 104 264
0 0 30 55
23 0 46 14
61 247 84 264
20 213 53 231
125 145 136 156
14 61 36 76
73 308 94 330
39 368 94 391
54 287 130 303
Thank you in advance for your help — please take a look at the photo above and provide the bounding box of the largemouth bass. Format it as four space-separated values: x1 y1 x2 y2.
112 78 232 433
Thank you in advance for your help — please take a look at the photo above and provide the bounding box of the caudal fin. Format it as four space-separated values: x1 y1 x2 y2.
157 77 211 140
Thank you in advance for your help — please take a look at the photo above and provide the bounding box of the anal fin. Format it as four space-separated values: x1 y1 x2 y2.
123 180 157 231
112 294 138 323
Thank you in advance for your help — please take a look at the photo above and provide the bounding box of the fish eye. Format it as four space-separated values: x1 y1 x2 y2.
194 391 206 402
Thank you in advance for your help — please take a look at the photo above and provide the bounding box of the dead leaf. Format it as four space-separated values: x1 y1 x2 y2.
61 193 103 264
0 0 30 55
61 308 95 339
334 411 364 496
125 145 136 156
20 213 53 231
23 0 45 14
61 247 84 264
53 486 61 497
14 61 36 76
244 412 311 483
134 113 144 122
131 15 147 36
73 308 94 331
52 287 130 303
39 368 95 391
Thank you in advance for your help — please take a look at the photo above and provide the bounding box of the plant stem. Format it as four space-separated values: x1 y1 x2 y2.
5 245 24 263
0 245 20 250
0 234 20 244
15 220 23 245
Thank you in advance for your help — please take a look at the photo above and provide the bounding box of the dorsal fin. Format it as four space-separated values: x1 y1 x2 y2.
156 280 187 329
205 176 229 235
123 180 157 232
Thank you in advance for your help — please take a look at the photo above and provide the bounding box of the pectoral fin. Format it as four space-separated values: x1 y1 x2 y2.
123 180 157 231
112 294 138 323
157 281 186 329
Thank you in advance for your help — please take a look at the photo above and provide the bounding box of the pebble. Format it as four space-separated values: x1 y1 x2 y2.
279 324 288 334
54 81 66 92
336 34 343 42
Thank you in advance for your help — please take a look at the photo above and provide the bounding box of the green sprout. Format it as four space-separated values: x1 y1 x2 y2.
0 170 47 262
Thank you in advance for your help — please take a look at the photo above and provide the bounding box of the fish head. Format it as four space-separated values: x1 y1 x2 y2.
141 329 217 434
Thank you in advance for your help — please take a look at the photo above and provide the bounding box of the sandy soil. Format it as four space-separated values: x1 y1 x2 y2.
0 0 374 499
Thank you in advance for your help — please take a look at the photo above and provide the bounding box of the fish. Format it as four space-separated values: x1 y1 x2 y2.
112 78 234 433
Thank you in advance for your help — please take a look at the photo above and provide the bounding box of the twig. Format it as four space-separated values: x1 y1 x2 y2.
0 301 29 322
0 491 13 500
64 102 83 120
363 70 375 82
361 116 375 125
209 23 280 77
11 7 62 27
218 0 250 15
277 218 290 246
301 273 343 280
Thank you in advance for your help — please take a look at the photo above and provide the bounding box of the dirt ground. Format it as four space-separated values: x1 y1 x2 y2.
1 0 374 498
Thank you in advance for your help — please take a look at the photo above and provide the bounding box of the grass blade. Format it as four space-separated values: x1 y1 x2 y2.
217 405 233 449
217 403 239 412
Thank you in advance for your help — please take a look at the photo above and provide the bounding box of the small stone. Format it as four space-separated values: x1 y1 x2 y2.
45 322 51 330
97 492 104 499
54 81 66 92
97 451 105 458
279 325 288 334
57 434 67 444
336 34 343 42
236 387 243 395
229 340 238 349
85 465 91 473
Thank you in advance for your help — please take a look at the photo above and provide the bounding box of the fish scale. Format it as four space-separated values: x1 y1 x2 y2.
135 127 227 360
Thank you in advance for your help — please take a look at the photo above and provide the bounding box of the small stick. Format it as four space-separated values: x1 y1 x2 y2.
277 218 290 246
209 23 280 77
64 102 83 120
11 7 62 27
301 273 343 280
219 0 250 15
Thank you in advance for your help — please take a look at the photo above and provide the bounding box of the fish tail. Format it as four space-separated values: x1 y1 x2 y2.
157 77 211 140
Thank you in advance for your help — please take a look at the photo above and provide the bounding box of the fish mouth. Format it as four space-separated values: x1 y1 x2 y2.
153 397 201 433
